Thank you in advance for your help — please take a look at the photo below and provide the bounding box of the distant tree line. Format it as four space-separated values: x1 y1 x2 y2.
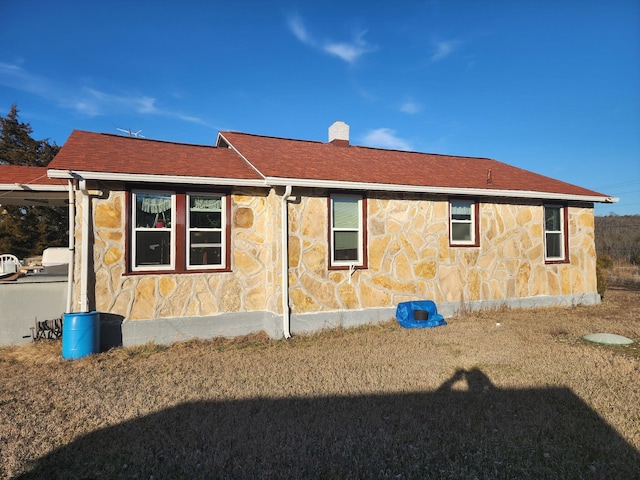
595 214 640 265
0 105 68 259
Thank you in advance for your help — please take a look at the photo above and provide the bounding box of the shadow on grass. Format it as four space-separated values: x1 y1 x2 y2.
17 369 640 479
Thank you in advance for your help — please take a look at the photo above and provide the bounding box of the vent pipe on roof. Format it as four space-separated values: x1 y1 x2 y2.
329 121 349 146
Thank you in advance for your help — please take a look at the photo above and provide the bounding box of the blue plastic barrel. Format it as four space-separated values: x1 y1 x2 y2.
62 311 100 359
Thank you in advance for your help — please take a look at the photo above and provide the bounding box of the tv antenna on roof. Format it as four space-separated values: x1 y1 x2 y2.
116 127 145 138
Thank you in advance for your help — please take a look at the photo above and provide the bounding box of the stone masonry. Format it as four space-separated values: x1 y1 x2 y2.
288 192 596 314
81 185 597 332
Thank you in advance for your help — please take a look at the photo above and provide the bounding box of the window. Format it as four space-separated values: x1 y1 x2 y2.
544 205 567 262
450 200 479 246
130 189 229 272
132 191 175 270
329 194 367 268
187 194 224 269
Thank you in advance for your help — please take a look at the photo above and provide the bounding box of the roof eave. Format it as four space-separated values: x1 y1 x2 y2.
0 183 68 192
47 169 267 188
264 177 618 204
45 169 617 203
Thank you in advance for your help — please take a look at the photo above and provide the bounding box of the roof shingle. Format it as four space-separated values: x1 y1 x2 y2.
45 129 611 201
48 131 262 180
0 165 65 187
219 131 608 198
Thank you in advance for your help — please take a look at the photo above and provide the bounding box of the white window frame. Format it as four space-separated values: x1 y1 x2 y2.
131 190 176 272
544 205 566 261
330 194 364 267
186 192 226 270
449 200 476 246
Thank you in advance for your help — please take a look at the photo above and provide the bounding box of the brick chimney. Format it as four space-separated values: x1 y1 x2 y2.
328 121 349 146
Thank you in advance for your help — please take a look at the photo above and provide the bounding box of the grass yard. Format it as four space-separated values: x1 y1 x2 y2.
1 285 639 479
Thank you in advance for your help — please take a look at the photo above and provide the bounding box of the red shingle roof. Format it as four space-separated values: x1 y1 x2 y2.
0 165 65 187
46 129 611 201
48 130 262 180
219 131 609 199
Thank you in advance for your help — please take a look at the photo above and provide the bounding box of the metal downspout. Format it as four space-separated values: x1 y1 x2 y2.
281 185 292 338
65 179 75 313
79 179 90 313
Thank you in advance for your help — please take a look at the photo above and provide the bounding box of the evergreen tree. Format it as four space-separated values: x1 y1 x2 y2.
0 105 67 259
0 104 59 166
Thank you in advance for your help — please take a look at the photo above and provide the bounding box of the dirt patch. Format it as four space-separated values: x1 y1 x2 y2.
1 288 639 479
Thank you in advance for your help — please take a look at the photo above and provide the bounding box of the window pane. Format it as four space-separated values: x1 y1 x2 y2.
135 231 171 266
136 193 172 228
190 231 222 245
546 232 562 258
452 223 472 241
334 231 358 261
190 196 222 228
190 246 222 266
190 211 222 229
545 207 561 231
333 197 359 228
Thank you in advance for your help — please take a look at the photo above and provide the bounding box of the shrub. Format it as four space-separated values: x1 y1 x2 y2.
596 254 612 298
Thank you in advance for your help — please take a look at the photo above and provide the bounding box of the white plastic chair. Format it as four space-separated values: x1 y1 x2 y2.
0 254 21 274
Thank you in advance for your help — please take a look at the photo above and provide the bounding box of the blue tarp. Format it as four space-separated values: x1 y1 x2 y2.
396 300 447 329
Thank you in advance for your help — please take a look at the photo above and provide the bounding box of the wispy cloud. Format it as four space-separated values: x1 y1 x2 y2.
288 15 313 45
400 100 421 114
0 61 49 96
78 88 159 116
402 38 462 73
287 15 375 64
362 128 413 151
0 61 211 127
430 40 460 63
324 31 374 63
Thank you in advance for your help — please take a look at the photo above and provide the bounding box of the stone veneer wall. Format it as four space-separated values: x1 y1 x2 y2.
76 184 597 343
287 191 597 315
79 185 281 326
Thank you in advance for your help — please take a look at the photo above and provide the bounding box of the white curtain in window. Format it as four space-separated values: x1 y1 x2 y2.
191 197 221 210
140 195 172 213
451 202 471 216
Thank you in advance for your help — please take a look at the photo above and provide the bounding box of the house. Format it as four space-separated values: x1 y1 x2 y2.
2 122 617 346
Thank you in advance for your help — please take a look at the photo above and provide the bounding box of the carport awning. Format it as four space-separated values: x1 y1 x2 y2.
0 166 69 206
0 187 69 206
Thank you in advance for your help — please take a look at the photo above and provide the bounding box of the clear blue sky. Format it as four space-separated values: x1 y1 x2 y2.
1 0 638 215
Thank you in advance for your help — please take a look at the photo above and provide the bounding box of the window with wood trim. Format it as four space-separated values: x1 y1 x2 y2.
130 189 229 273
449 200 479 246
329 194 367 268
187 193 225 269
132 191 175 271
544 205 568 262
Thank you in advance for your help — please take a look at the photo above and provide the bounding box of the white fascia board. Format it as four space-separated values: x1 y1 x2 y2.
0 182 68 192
46 169 618 204
264 177 619 204
47 169 267 188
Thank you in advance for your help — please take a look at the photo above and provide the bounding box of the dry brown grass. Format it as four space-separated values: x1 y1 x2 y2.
608 262 640 291
1 287 639 479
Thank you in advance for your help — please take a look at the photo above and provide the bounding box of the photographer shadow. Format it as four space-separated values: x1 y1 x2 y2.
17 368 640 479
